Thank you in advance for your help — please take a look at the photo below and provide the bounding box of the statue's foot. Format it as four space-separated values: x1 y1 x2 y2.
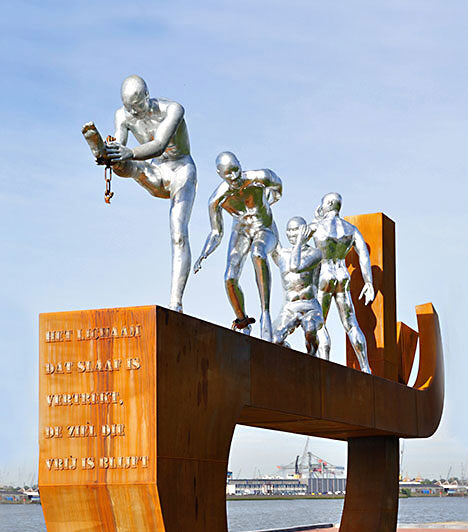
169 302 183 313
362 365 372 374
231 316 255 334
81 121 109 164
241 325 252 336
260 311 272 342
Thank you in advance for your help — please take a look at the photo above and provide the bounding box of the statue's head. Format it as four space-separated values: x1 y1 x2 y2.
318 192 342 217
286 216 307 245
216 151 242 187
121 75 150 119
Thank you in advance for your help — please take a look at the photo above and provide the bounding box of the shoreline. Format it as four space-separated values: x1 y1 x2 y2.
227 494 465 501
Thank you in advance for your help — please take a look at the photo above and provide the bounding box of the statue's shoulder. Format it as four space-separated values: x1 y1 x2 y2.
114 106 128 124
340 217 356 232
210 181 230 204
243 169 268 184
156 97 184 115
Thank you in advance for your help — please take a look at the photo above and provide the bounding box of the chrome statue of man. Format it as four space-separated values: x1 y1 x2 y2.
194 151 282 341
272 217 324 355
82 75 196 312
310 193 374 373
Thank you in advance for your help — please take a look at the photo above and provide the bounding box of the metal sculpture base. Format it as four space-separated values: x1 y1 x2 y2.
39 304 443 532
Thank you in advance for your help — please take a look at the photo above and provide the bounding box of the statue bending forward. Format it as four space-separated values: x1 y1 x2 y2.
194 152 282 341
82 75 196 312
272 217 324 355
310 193 374 373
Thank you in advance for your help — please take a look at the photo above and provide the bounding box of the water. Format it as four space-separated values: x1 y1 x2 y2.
228 498 468 531
0 498 467 531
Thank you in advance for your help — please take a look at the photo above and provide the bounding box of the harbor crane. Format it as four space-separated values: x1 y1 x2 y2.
277 437 345 479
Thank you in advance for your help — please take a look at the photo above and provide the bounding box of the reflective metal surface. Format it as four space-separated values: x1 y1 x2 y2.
82 75 197 312
194 151 282 340
310 193 374 373
271 217 324 355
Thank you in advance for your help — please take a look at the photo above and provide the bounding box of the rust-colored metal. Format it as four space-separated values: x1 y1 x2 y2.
397 321 419 385
340 436 399 532
345 213 398 380
39 303 443 532
39 212 444 532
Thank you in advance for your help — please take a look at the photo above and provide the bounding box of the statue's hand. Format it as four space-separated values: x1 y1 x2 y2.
193 255 205 274
267 189 281 205
359 282 375 305
314 205 324 221
105 142 134 162
298 223 313 244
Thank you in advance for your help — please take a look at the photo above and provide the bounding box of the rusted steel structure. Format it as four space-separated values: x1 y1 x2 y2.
39 213 444 532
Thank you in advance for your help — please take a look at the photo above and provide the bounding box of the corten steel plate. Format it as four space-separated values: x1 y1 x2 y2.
38 214 444 532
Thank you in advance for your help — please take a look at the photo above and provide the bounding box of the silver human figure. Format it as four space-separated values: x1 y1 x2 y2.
82 75 196 312
309 193 374 373
194 152 282 341
272 217 324 355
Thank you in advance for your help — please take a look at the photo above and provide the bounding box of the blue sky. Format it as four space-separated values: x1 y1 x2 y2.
1 0 467 484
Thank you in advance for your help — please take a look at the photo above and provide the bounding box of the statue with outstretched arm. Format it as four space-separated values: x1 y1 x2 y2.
309 193 374 373
271 217 324 355
81 75 197 313
194 151 282 341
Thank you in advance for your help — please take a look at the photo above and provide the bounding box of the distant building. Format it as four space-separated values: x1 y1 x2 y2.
0 490 28 503
308 477 346 494
227 477 346 496
227 478 308 496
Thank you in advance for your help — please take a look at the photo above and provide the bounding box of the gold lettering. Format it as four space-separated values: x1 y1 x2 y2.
126 357 141 370
101 424 125 437
97 456 148 469
81 457 95 470
45 426 62 438
46 392 121 406
45 330 73 343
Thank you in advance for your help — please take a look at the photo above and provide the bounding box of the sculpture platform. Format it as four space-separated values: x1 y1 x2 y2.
39 303 443 532
38 213 444 532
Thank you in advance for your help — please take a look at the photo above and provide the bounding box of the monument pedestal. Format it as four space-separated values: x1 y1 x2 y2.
39 213 443 532
39 303 443 532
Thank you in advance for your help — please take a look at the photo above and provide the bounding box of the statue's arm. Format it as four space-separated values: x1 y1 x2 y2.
354 228 375 305
132 102 184 160
194 188 225 273
114 108 129 145
255 169 282 205
290 225 316 272
271 239 283 266
307 220 318 238
353 229 372 284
